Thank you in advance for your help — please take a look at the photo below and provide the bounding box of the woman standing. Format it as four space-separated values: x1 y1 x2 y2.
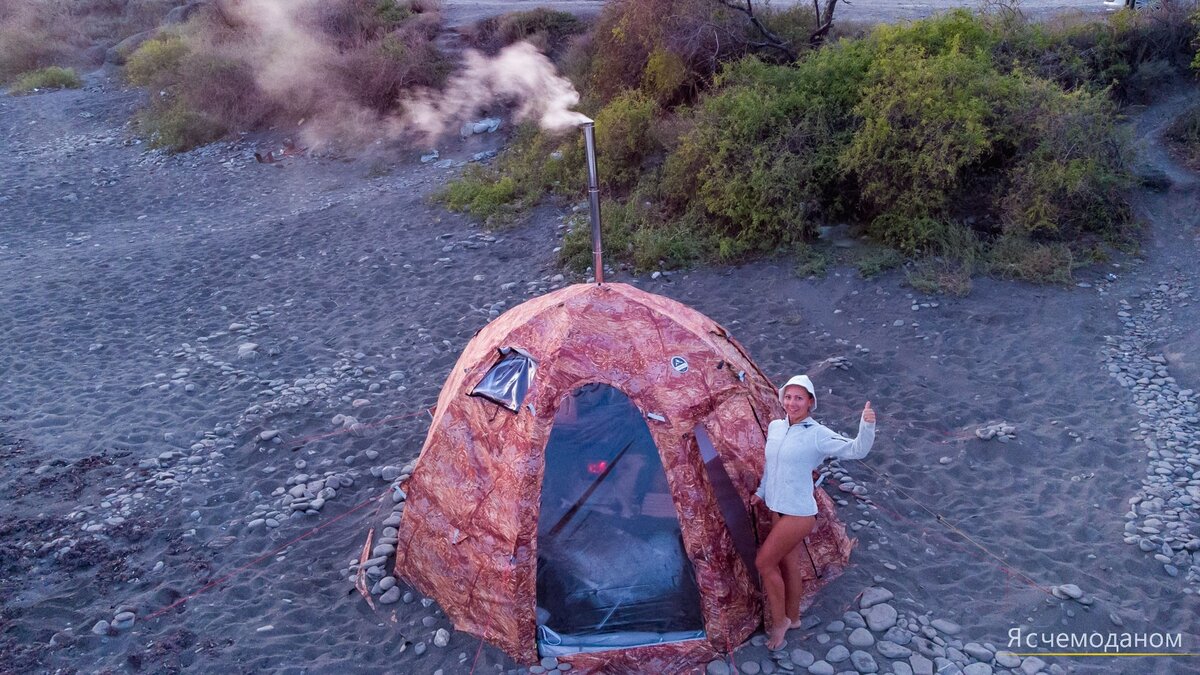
753 374 876 650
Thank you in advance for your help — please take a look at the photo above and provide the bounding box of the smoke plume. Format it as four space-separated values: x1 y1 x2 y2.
403 41 592 143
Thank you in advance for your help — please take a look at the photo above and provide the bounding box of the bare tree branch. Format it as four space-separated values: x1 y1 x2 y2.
810 0 840 45
714 0 798 62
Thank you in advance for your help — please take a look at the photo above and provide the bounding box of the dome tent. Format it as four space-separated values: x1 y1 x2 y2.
394 282 852 673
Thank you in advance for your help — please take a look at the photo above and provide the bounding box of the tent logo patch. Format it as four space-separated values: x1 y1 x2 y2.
670 356 689 373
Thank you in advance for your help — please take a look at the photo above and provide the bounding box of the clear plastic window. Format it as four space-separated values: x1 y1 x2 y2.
470 347 536 411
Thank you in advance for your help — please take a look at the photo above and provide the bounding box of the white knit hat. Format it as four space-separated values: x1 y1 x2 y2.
779 375 816 411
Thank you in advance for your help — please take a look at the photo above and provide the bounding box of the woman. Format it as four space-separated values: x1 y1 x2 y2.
753 374 876 650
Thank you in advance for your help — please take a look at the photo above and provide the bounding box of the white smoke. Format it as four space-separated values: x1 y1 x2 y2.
404 41 592 143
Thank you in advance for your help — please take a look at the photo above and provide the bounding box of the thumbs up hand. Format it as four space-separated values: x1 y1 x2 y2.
862 401 876 424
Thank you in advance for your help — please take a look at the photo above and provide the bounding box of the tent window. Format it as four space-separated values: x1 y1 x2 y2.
470 347 536 411
536 383 705 655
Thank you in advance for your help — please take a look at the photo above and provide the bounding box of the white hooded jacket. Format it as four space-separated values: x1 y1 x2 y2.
755 414 875 516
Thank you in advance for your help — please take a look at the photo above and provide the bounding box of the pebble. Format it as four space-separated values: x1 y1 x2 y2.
807 661 834 675
876 640 912 659
790 649 814 667
848 627 874 648
929 618 961 635
859 587 893 608
1050 584 1083 600
861 603 898 632
825 645 849 663
706 660 731 675
379 587 401 604
91 620 110 635
414 641 427 656
849 650 878 673
740 660 760 674
433 628 450 647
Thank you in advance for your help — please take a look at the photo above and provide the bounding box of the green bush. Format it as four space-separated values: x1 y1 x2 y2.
437 164 522 225
842 40 1004 220
660 43 873 256
125 33 188 88
594 90 659 190
855 247 904 277
996 80 1133 238
137 98 227 151
9 66 81 93
794 243 830 278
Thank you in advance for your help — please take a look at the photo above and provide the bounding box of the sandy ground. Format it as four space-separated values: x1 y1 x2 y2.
1 6 1199 674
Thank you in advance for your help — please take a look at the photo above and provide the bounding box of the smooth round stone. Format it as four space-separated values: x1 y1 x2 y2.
882 627 912 645
962 643 992 661
434 628 450 647
413 641 426 656
861 604 898 632
422 616 437 627
876 641 912 659
91 620 110 635
860 587 894 609
707 660 732 675
378 576 396 592
962 664 992 675
826 645 849 663
826 621 846 633
843 611 866 629
849 650 877 673
807 661 834 675
741 660 761 674
994 651 1021 668
930 619 961 635
848 627 874 648
892 663 913 675
791 649 815 667
379 587 401 604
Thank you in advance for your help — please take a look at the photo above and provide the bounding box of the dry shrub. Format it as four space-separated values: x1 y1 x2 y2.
464 8 585 57
126 0 451 150
0 0 176 81
568 0 751 106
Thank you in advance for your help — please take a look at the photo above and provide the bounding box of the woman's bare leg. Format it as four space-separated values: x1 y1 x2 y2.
782 542 807 628
756 514 815 650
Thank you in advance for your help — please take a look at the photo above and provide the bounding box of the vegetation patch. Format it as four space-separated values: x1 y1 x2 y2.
8 66 82 94
123 0 450 152
444 4 1198 286
1164 103 1200 169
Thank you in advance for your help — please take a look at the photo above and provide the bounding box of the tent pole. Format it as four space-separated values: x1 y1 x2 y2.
581 121 604 285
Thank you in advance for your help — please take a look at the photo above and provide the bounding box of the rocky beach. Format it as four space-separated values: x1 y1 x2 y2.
2 2 1199 674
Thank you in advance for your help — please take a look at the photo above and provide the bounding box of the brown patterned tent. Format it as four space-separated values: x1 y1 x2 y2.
395 282 852 673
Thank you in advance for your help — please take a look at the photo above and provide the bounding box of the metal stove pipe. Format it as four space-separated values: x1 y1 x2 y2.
581 121 603 285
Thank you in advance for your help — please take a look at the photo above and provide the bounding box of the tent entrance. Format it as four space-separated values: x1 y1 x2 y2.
536 383 705 656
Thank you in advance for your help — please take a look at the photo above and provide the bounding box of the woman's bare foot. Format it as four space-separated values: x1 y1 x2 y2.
766 625 788 651
788 617 803 629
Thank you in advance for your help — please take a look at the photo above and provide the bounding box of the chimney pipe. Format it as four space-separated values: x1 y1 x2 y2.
581 122 603 285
